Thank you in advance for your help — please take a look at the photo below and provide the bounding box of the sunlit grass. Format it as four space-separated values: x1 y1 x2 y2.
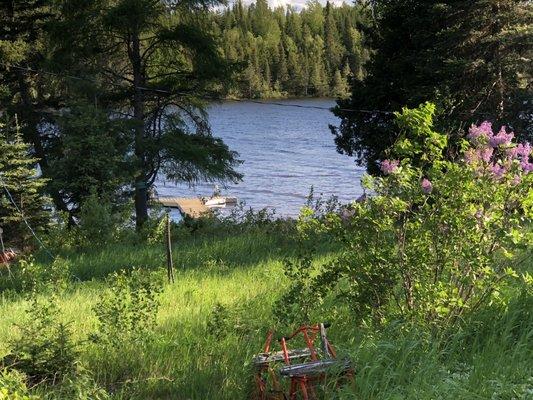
0 226 531 399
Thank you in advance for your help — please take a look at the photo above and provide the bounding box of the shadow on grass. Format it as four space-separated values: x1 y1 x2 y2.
48 226 339 282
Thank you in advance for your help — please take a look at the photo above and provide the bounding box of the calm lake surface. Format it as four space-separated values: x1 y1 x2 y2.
156 98 365 217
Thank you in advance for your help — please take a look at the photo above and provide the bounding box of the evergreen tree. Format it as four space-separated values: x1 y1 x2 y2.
209 0 369 98
345 26 366 81
331 68 349 98
0 0 73 217
285 7 302 44
0 116 49 249
53 0 242 228
276 41 289 87
332 0 532 173
47 104 134 215
323 1 344 74
439 0 533 137
308 36 328 96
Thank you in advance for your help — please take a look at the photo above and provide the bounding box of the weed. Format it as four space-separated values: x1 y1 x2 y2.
90 268 164 348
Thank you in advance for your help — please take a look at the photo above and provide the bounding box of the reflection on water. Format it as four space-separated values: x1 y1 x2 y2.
156 99 365 217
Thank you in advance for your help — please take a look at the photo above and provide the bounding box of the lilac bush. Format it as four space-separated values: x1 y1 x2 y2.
380 159 400 175
296 103 532 323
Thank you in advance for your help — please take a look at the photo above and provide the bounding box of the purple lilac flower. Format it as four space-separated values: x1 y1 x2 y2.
490 163 506 179
521 160 533 174
480 147 494 163
506 147 518 159
515 143 532 159
421 178 433 194
489 126 514 148
511 175 521 186
464 147 494 165
380 159 399 175
467 121 493 143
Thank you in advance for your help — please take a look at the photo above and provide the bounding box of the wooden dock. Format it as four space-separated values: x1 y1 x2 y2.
155 197 211 219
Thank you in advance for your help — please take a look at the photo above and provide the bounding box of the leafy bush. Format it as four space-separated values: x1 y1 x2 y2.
287 103 532 324
90 268 163 347
206 300 267 340
0 369 37 400
5 296 78 385
19 257 71 293
274 253 322 324
76 194 116 247
0 257 71 295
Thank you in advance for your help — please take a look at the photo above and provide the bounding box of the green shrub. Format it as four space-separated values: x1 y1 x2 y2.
90 268 164 348
0 369 37 400
77 194 116 247
5 296 78 385
274 253 322 324
287 103 532 325
0 257 71 295
36 371 111 400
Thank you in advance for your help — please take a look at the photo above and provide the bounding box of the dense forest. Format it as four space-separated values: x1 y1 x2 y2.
210 0 370 98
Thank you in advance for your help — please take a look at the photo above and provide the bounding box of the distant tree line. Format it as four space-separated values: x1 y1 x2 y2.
209 0 371 98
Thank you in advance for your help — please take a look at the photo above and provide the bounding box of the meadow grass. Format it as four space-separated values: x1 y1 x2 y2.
0 224 531 399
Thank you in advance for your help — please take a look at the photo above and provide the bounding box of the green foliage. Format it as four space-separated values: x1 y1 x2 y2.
0 116 50 249
15 257 71 294
212 0 369 98
5 296 78 385
0 221 530 398
48 105 134 216
206 298 267 341
275 253 321 324
76 194 117 248
90 268 164 348
292 103 532 324
0 369 37 400
35 371 110 400
49 0 243 227
332 0 533 173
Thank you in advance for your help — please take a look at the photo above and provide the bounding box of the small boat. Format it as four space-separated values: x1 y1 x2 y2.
201 185 238 208
203 196 238 207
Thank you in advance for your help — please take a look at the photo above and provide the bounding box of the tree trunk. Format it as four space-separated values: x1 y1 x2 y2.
131 32 149 229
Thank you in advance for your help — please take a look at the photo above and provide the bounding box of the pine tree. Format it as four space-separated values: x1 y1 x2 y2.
0 1 73 218
439 0 533 137
323 1 344 74
331 68 349 98
48 104 133 215
332 0 532 173
208 0 370 98
308 36 328 96
276 41 289 86
53 0 243 228
345 26 366 81
0 116 49 249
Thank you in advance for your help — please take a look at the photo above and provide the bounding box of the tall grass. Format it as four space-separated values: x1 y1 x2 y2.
0 225 531 399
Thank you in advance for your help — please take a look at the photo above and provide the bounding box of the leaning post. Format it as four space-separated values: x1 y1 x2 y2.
165 210 175 283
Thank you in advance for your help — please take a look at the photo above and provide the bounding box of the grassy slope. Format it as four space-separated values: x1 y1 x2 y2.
0 226 531 399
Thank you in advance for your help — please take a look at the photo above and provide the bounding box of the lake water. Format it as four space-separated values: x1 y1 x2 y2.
156 98 365 217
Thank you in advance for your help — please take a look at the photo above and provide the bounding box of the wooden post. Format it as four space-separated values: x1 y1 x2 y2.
0 227 4 253
165 211 174 283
